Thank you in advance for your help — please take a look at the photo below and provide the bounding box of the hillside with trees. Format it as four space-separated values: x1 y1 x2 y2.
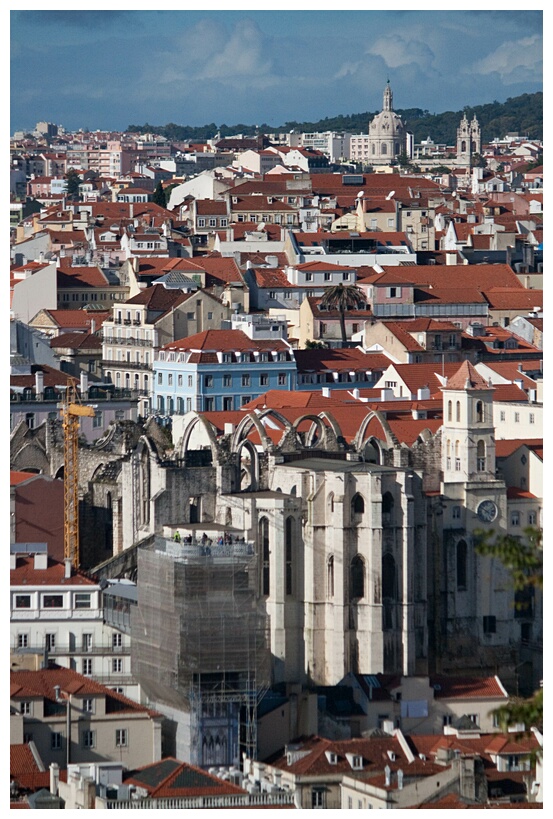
128 92 542 144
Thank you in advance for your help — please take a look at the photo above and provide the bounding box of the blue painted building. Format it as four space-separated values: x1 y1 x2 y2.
153 329 297 414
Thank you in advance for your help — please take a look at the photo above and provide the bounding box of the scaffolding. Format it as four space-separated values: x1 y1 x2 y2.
132 534 271 766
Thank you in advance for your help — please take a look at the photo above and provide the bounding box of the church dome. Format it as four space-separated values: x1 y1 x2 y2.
368 81 406 163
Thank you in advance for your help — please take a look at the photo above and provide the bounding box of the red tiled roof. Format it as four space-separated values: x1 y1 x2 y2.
10 471 36 486
124 758 246 798
163 329 289 354
506 487 537 500
56 265 109 289
483 288 543 311
11 554 97 587
495 439 543 459
10 364 75 390
10 667 161 718
444 361 492 391
196 200 228 215
429 675 508 699
50 332 102 350
32 309 110 330
294 348 390 374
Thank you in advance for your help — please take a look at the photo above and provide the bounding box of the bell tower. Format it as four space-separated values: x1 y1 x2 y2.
441 361 496 486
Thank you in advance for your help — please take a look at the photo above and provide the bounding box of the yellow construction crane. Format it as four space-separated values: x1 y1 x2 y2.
62 377 95 568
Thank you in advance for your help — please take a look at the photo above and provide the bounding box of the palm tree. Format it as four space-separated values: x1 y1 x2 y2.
319 283 366 346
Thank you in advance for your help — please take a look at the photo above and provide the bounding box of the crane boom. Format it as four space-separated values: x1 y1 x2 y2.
62 379 95 567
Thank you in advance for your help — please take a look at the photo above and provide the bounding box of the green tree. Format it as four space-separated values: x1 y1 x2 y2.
152 181 167 208
319 283 366 346
65 169 81 201
475 526 543 742
471 153 487 169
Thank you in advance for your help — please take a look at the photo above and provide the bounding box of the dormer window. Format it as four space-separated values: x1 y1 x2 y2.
324 750 338 765
346 753 364 771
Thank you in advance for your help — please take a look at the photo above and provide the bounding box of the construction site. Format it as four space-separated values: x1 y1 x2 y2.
130 526 272 768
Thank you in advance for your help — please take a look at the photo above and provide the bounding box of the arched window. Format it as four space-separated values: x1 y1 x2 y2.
140 450 150 526
381 143 387 155
456 401 461 422
446 439 452 470
448 400 452 422
328 492 335 515
395 142 400 154
382 553 397 600
477 440 486 471
285 516 293 596
382 492 394 526
327 555 335 598
461 140 467 152
351 555 365 600
372 144 376 155
259 517 270 596
475 401 483 423
177 397 185 414
471 140 476 153
157 395 164 413
455 440 461 471
352 493 365 515
457 540 467 589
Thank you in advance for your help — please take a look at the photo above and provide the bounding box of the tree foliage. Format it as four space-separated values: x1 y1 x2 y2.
319 283 366 345
475 526 543 745
126 92 542 145
152 181 167 208
64 169 81 201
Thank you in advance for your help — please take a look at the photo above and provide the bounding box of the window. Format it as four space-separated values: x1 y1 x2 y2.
483 615 496 634
51 732 63 750
209 218 217 227
305 272 313 281
83 698 94 713
511 511 520 526
475 401 483 423
168 374 173 386
477 440 486 472
74 593 91 609
223 374 232 387
260 517 270 596
529 413 535 424
82 730 96 749
82 658 93 676
285 517 293 596
20 701 32 715
25 413 35 429
443 715 453 727
456 401 461 422
45 633 56 651
112 633 123 648
278 373 286 386
528 511 537 525
188 375 193 387
269 291 276 299
327 555 334 598
82 633 92 651
15 595 31 609
92 410 103 429
452 505 461 519
311 789 326 809
457 540 468 590
204 375 213 388
514 412 520 423
242 374 250 387
115 728 128 747
350 555 365 599
197 218 205 227
260 374 269 386
112 658 123 673
43 595 63 609
157 372 162 385
500 411 506 421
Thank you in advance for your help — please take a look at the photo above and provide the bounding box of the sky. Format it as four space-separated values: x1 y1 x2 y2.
10 7 543 134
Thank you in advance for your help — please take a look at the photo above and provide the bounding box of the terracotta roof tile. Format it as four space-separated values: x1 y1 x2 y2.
11 554 97 587
444 361 492 391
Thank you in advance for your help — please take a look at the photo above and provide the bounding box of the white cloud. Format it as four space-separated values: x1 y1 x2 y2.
367 34 435 72
470 35 542 82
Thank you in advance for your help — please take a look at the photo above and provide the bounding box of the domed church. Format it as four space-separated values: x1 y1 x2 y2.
368 80 407 164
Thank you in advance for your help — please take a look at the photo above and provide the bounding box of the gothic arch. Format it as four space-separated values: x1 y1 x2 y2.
354 410 397 452
255 408 293 448
179 413 219 462
231 412 273 454
236 438 259 491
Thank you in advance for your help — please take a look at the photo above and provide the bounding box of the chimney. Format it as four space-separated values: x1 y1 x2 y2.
445 252 457 266
64 558 72 578
384 765 391 786
35 370 45 397
49 763 60 795
322 387 330 398
80 371 89 397
397 769 404 790
90 319 96 334
352 388 360 399
10 553 17 570
34 552 48 570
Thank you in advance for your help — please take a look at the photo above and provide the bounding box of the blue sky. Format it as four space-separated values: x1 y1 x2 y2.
10 9 543 133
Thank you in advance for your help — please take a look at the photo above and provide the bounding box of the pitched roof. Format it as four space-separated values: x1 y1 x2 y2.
163 329 289 354
11 554 97 587
56 265 109 289
429 675 508 700
294 348 391 374
495 439 543 459
10 667 161 718
49 332 102 350
124 758 246 798
444 361 493 391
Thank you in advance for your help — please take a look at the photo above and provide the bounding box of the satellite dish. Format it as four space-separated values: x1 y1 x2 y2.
386 190 395 200
357 190 365 199
257 222 266 231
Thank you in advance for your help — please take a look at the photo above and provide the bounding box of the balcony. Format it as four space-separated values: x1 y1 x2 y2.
103 336 151 347
102 359 152 371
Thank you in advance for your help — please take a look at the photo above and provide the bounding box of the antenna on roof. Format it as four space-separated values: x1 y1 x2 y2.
386 190 395 200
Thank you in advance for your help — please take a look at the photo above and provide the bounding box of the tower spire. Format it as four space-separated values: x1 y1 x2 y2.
383 80 393 112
